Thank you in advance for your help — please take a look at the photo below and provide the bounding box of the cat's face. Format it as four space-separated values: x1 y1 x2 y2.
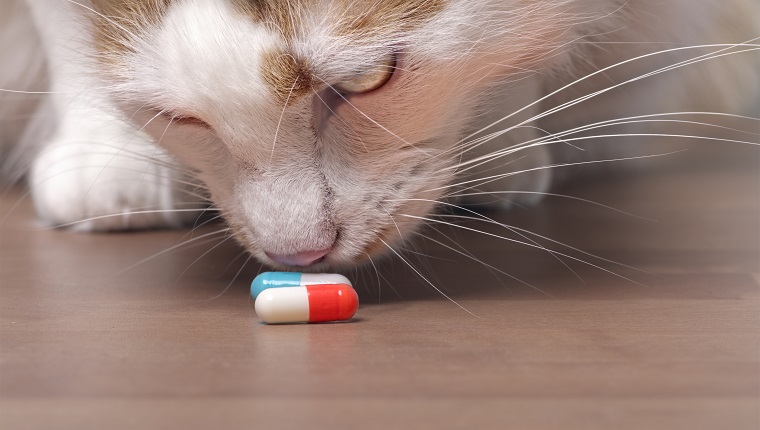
89 0 593 269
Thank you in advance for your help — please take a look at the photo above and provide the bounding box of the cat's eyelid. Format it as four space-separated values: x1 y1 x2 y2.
333 52 397 94
172 116 212 128
155 109 212 129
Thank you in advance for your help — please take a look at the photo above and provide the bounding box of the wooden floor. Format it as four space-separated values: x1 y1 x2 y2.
1 148 758 429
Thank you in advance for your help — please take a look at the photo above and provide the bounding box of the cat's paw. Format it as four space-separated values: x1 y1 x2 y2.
30 132 200 232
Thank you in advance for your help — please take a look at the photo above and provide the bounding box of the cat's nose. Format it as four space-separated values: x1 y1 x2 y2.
265 248 332 267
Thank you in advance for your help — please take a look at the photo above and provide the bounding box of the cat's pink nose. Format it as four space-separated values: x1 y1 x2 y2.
265 248 332 267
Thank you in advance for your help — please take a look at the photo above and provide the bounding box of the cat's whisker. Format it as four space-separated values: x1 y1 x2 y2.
377 202 405 240
427 210 652 275
0 87 110 95
221 249 253 279
433 151 683 194
378 237 480 318
0 77 123 95
311 78 372 153
447 130 754 186
22 139 193 173
397 196 639 279
114 228 231 276
463 15 610 84
170 212 228 261
135 108 170 134
12 143 201 182
559 113 760 138
204 254 253 302
188 208 225 237
313 74 431 154
444 41 760 160
398 241 457 262
449 152 530 178
8 147 193 202
270 74 300 161
27 163 206 194
363 252 390 303
430 191 653 221
397 213 647 288
518 46 760 132
130 110 179 200
38 207 219 231
176 228 235 282
412 230 554 297
0 169 209 229
407 193 586 281
447 122 758 189
552 42 757 124
45 151 189 177
450 112 760 172
66 0 178 66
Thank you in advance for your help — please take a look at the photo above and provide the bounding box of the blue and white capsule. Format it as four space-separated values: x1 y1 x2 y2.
251 272 353 300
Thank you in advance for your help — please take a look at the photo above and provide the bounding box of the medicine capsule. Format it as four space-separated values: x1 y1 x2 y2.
254 284 359 324
251 272 352 300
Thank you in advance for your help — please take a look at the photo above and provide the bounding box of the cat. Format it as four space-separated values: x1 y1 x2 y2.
1 0 758 269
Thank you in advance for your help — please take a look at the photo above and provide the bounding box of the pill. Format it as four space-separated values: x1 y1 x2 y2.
254 284 359 324
251 271 352 300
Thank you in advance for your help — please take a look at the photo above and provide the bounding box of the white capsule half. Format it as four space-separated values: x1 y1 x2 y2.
300 273 351 286
255 287 310 324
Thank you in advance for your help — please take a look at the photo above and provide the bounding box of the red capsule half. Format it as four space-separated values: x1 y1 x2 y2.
306 283 359 322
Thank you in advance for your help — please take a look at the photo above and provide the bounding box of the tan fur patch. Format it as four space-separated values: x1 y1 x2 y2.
230 0 303 39
260 50 315 102
334 0 447 38
233 0 446 39
239 0 447 102
90 0 171 66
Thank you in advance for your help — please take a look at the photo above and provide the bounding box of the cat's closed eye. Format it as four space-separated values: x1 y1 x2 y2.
333 52 396 94
156 110 212 129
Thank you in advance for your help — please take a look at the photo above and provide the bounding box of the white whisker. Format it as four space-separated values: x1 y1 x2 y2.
379 238 481 318
398 213 648 288
447 42 760 159
452 113 759 174
312 75 431 155
270 74 300 161
205 254 253 301
40 208 218 230
176 230 235 281
436 151 684 194
114 228 230 275
413 231 554 297
399 196 652 274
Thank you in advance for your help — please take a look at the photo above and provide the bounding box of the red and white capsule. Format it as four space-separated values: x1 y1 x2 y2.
254 284 359 324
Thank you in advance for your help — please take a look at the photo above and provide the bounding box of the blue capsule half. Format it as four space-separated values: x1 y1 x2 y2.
251 272 353 299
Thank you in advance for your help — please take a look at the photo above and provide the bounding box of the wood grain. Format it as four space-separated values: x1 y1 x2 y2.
1 149 758 430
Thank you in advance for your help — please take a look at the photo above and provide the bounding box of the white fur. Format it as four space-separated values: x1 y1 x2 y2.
0 0 49 181
2 0 758 267
4 0 202 230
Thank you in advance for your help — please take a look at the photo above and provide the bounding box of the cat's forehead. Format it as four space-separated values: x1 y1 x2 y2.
91 0 447 43
234 0 447 38
91 0 447 101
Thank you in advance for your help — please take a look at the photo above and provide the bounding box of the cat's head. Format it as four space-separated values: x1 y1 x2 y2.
88 0 597 269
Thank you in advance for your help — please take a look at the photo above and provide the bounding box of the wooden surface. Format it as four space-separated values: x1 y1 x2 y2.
1 149 758 429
